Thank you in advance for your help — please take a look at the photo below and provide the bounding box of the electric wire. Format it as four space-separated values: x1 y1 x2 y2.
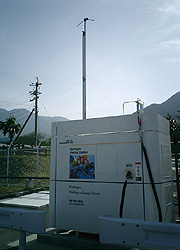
0 40 37 81
0 63 34 80
0 71 29 85
39 99 54 121
0 100 31 108
0 66 34 111
0 92 33 110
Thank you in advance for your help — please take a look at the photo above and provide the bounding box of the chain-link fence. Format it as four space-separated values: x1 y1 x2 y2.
0 146 50 187
171 142 180 218
171 142 180 155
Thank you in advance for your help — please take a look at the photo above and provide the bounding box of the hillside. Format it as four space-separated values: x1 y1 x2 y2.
144 91 180 118
0 108 68 139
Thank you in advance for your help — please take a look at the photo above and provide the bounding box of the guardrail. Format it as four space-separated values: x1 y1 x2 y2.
0 207 46 250
100 216 180 250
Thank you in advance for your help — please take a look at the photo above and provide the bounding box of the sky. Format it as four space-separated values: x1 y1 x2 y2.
0 0 179 121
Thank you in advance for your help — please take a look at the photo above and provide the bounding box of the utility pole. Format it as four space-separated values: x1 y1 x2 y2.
77 17 94 120
30 77 42 147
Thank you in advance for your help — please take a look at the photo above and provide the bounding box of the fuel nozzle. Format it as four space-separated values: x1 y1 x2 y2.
126 170 134 180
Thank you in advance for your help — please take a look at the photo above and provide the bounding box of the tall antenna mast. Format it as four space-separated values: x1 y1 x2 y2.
77 17 94 120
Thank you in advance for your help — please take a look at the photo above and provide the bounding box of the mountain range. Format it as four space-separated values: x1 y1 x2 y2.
0 91 180 140
0 108 68 139
144 91 180 118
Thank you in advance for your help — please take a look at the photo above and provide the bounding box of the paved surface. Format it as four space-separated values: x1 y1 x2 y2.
1 230 133 250
0 227 133 250
0 228 77 250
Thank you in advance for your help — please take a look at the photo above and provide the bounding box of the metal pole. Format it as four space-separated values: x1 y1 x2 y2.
82 18 87 120
36 140 41 186
19 231 26 250
6 147 10 186
6 140 13 186
35 78 38 147
77 17 94 120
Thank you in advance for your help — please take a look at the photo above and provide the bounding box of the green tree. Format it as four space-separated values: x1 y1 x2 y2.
0 116 21 143
17 132 45 147
167 113 180 143
167 113 180 216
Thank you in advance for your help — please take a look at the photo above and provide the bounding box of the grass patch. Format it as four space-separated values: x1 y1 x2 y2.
0 185 27 196
0 149 50 194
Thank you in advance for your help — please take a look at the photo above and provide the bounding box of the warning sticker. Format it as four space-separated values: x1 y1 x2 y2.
135 162 142 181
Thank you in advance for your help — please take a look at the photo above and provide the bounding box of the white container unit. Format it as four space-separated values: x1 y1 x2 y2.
49 113 173 234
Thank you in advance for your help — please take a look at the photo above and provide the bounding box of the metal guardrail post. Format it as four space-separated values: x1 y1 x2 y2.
19 231 26 250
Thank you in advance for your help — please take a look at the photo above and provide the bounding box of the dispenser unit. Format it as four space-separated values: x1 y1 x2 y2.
49 112 173 234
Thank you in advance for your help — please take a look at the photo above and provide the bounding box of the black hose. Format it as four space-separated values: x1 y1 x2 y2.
119 143 162 222
142 142 163 222
119 179 128 218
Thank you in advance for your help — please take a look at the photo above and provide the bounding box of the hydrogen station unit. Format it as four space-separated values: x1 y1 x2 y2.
49 18 174 236
49 106 173 234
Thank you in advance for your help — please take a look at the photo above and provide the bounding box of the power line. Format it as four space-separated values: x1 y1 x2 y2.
0 93 30 101
0 63 34 79
0 71 29 85
0 93 32 110
39 99 54 121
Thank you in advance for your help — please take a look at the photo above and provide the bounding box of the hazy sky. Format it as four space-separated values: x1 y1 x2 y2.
0 0 179 121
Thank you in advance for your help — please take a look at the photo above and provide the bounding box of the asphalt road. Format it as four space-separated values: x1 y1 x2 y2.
0 228 132 250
